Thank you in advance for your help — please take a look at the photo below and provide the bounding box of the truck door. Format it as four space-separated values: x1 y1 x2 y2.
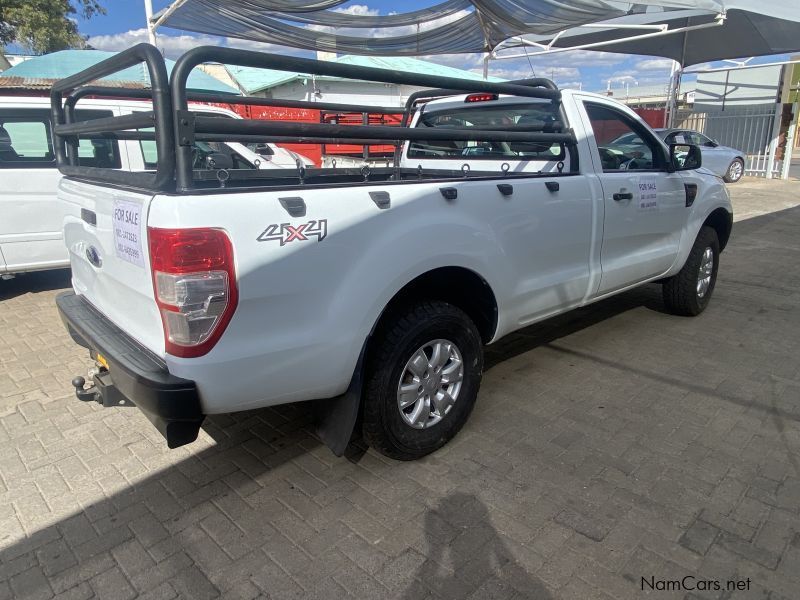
577 98 687 295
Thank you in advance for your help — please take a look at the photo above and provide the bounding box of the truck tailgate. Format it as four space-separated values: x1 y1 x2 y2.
60 178 164 355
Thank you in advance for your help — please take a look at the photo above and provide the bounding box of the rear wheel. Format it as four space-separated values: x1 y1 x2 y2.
363 301 483 460
723 158 744 183
662 226 720 316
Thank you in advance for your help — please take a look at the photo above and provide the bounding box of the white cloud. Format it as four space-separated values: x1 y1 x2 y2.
635 58 676 71
87 28 306 60
490 65 579 81
88 29 207 57
493 48 626 69
332 4 380 16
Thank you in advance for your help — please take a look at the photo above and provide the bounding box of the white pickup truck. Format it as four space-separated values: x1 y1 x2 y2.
53 45 732 460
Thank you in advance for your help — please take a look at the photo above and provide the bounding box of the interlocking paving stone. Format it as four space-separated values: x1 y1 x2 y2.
1 181 800 599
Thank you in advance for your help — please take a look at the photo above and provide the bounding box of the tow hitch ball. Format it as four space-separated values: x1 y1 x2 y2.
71 373 134 407
72 376 102 403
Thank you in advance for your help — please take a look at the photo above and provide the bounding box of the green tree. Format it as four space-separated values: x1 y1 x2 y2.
0 0 105 54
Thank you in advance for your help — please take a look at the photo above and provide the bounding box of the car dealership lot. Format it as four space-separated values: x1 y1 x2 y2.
1 179 799 599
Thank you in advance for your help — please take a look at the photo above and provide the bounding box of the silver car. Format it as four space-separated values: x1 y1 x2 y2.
654 128 745 183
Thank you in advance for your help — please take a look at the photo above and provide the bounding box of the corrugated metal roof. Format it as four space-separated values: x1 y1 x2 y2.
0 76 147 90
0 49 239 94
226 55 503 95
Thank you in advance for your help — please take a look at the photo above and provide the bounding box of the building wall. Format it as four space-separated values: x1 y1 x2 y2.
261 79 427 107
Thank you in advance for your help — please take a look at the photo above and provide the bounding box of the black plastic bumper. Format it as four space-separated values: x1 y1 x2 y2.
56 291 204 448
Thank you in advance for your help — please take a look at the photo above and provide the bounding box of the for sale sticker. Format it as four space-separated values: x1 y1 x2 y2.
113 200 144 267
637 176 658 211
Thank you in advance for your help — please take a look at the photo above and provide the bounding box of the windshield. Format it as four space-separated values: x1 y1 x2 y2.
408 102 564 161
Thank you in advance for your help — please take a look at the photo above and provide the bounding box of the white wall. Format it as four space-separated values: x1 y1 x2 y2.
262 79 427 107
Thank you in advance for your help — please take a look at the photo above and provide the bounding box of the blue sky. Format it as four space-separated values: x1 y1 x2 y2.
72 1 790 94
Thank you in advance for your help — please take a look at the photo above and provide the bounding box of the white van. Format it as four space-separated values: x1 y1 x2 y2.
0 96 311 277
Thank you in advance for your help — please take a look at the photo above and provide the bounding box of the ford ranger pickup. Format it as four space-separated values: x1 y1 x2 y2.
51 44 732 460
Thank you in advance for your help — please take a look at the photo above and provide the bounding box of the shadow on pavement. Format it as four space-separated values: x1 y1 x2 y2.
0 269 72 302
401 493 554 600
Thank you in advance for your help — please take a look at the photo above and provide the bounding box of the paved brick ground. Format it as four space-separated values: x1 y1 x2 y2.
1 181 799 600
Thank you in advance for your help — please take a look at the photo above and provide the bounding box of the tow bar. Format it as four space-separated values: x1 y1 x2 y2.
71 371 135 407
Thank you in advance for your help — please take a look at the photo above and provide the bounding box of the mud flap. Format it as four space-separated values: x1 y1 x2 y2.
313 346 365 456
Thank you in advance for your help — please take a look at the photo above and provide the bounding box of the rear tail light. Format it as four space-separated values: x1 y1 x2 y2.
148 227 237 357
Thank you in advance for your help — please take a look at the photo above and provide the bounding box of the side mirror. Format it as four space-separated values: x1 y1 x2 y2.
705 140 718 148
668 143 702 172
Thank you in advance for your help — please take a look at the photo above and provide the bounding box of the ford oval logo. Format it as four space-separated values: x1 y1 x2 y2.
86 246 102 268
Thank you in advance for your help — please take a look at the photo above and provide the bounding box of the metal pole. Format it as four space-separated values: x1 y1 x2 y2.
765 102 782 179
144 0 157 45
780 101 798 180
483 55 489 80
665 60 681 128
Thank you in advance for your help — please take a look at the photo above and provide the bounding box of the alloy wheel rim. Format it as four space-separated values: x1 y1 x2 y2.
397 339 464 429
697 246 714 298
729 161 743 181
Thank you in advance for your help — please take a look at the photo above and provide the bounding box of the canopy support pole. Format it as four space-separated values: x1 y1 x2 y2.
665 60 682 128
491 15 725 61
151 0 190 31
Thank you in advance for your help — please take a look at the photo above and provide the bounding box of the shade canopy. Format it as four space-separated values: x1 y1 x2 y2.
154 0 629 55
496 1 800 67
153 0 800 65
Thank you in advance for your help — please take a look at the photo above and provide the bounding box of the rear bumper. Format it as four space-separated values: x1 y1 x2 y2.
56 291 204 448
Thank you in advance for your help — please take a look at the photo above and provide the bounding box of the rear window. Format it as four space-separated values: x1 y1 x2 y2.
408 102 564 161
0 107 120 169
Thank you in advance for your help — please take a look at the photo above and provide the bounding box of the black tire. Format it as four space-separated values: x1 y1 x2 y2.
662 226 720 316
723 158 744 183
363 301 483 460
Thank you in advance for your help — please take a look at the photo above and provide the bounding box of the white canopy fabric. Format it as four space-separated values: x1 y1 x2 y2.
153 0 800 65
153 0 648 55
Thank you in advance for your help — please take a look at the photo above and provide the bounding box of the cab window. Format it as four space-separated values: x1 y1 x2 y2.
408 102 565 161
584 103 665 172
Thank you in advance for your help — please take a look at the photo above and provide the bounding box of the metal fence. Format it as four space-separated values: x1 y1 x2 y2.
674 104 782 178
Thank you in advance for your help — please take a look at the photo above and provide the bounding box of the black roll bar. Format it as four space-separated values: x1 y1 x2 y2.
170 46 564 191
50 43 175 190
191 116 570 147
64 85 403 116
51 43 573 192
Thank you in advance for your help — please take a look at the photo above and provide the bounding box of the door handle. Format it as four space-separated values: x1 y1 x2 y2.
613 191 633 201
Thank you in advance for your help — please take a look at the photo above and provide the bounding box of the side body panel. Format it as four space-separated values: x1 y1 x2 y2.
148 173 598 414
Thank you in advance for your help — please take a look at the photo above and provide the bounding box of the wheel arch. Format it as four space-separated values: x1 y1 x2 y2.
370 266 499 345
703 207 733 251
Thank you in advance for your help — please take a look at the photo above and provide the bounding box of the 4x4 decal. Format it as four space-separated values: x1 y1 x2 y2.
257 219 328 246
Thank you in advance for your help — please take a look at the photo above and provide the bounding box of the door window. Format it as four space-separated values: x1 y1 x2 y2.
0 108 120 169
584 103 665 172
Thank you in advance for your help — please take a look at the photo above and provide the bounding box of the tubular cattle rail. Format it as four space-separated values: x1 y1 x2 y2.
51 43 576 193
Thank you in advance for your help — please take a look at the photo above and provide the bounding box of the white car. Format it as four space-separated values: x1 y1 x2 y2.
53 46 733 459
0 96 310 277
